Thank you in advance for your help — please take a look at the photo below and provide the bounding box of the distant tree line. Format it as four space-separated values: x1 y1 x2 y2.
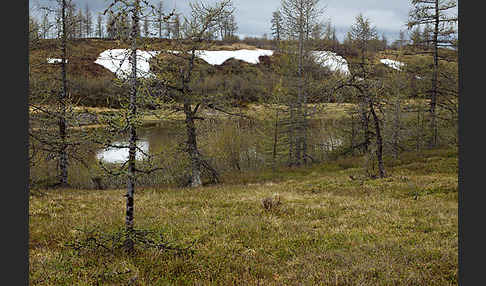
29 0 239 41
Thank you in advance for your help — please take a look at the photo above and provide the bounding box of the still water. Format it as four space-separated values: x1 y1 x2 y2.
95 119 345 165
96 140 150 163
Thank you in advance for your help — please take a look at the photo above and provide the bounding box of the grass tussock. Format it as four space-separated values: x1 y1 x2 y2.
29 148 457 285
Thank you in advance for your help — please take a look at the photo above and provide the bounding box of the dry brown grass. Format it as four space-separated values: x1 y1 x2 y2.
211 43 259 51
29 148 458 285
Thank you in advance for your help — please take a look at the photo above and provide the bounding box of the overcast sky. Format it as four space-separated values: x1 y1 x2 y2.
29 0 456 42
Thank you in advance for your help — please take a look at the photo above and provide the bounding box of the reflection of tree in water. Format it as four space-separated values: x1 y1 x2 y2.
96 140 150 164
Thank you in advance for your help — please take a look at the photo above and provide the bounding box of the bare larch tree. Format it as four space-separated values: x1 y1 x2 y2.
151 0 234 187
408 0 457 147
279 0 322 166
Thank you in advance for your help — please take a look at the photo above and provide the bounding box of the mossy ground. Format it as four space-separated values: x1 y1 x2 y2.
29 147 458 285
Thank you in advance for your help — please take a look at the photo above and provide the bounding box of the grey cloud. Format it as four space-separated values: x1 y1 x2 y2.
30 0 423 41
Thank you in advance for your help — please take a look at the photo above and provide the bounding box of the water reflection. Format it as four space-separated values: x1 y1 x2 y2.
96 140 150 163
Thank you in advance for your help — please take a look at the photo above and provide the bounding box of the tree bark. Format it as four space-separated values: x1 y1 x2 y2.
125 1 140 249
288 103 295 166
181 48 204 188
416 102 423 151
350 114 356 155
359 97 370 153
295 1 306 166
392 96 401 159
272 109 279 170
429 0 439 148
368 97 385 178
184 103 202 187
59 0 68 187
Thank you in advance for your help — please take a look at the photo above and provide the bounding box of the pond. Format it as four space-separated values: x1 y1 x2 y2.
95 118 346 166
96 140 150 163
31 116 348 188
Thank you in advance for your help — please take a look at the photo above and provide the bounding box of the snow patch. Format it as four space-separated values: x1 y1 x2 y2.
96 140 149 164
94 49 274 78
380 59 405 71
94 49 160 79
47 58 66 64
311 51 350 75
194 49 274 65
94 48 351 78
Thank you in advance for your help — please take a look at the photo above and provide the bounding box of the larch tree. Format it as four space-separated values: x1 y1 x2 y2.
347 13 387 178
215 0 237 41
279 0 322 166
408 0 458 147
76 7 84 38
422 23 433 50
96 13 104 38
143 14 150 37
398 30 408 50
97 0 172 251
40 11 50 39
29 0 83 187
106 12 116 39
271 10 283 51
65 1 77 39
172 13 181 39
224 14 238 41
123 0 140 245
383 62 409 160
29 15 40 43
381 33 388 50
310 21 323 44
331 26 338 49
151 0 234 187
58 0 69 185
84 3 93 38
153 0 165 38
271 10 283 42
349 13 378 153
410 26 423 50
323 20 333 41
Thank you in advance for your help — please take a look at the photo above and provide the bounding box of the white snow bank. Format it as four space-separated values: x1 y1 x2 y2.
311 51 350 75
194 49 274 65
380 59 405 71
94 49 160 79
47 58 67 64
96 140 149 164
94 48 351 78
94 48 274 78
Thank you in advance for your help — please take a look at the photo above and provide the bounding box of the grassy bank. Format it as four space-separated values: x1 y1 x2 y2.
29 100 433 130
29 147 458 285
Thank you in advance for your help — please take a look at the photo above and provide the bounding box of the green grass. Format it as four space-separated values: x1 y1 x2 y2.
29 148 458 285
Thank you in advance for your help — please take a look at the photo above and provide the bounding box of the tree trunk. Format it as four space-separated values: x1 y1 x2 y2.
181 48 203 188
416 102 423 151
272 109 279 170
125 0 140 251
359 97 370 153
288 103 295 166
295 7 305 166
301 50 309 165
59 0 68 187
429 0 439 148
369 97 385 178
392 96 401 159
184 104 202 187
350 114 356 155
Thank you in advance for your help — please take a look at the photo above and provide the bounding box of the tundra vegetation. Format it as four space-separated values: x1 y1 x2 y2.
29 0 458 284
